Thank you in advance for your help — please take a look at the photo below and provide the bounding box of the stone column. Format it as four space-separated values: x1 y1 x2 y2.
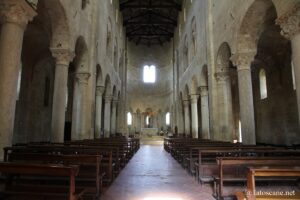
183 99 191 136
72 72 91 140
0 0 36 157
200 86 210 139
177 99 185 134
51 49 74 143
110 99 118 135
141 113 145 129
190 94 199 138
215 70 234 142
277 6 300 126
104 96 112 137
95 86 105 138
231 53 256 145
136 111 141 133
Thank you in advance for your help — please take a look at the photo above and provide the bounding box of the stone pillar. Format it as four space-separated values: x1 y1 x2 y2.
177 99 185 134
136 111 141 133
72 72 91 140
277 6 300 126
95 86 105 138
51 49 74 142
231 53 256 144
141 113 145 129
190 94 199 138
183 100 191 136
104 96 112 137
200 86 210 139
110 99 118 135
0 0 36 157
215 70 234 142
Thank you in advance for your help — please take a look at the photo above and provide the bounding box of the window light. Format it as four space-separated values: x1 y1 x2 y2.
143 65 156 83
127 112 132 125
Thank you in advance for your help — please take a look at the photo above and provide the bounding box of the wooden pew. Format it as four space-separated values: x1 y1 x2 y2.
0 162 85 200
216 157 300 199
4 145 115 185
189 146 276 176
6 153 102 199
236 167 300 200
194 148 300 185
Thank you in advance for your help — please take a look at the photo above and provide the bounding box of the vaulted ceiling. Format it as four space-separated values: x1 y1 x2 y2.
120 0 182 46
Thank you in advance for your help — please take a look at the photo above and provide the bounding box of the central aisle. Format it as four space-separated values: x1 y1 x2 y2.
101 145 214 200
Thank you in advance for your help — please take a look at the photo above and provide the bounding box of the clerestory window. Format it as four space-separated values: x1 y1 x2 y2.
127 112 132 125
166 112 170 126
143 65 156 83
259 68 267 99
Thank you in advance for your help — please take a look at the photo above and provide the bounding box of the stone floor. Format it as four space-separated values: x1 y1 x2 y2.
101 145 214 200
140 136 164 145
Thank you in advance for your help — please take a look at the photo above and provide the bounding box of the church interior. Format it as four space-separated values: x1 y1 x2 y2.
0 0 300 199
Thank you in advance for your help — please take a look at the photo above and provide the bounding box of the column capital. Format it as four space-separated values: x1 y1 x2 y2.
214 71 230 83
51 48 75 66
0 0 37 29
104 95 113 103
75 72 90 85
96 86 105 96
199 86 208 97
183 99 190 107
276 5 300 40
189 94 199 103
112 99 119 107
230 52 256 71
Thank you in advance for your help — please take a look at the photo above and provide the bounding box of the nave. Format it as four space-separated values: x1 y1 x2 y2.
101 144 214 200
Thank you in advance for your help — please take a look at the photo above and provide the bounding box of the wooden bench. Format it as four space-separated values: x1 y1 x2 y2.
216 157 300 199
194 148 300 185
4 145 115 186
235 167 300 200
6 153 102 199
0 162 85 200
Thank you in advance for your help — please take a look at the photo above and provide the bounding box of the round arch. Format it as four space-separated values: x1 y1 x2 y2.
104 74 112 96
96 64 103 86
43 0 71 49
236 0 277 53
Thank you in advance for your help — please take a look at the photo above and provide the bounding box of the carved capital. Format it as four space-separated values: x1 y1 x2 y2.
0 0 37 29
96 86 105 96
75 72 90 85
230 52 256 71
104 95 113 103
51 48 75 66
189 94 199 103
199 86 208 97
216 63 230 73
214 71 230 83
276 5 300 39
183 99 190 107
112 99 119 107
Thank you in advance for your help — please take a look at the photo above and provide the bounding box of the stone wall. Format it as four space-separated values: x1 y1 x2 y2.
127 41 173 131
173 0 300 145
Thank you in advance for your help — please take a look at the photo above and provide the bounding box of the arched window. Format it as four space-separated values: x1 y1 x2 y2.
146 116 149 126
292 61 296 90
127 112 132 125
166 112 170 126
16 68 22 101
238 120 242 143
259 69 267 99
81 0 87 9
143 65 156 83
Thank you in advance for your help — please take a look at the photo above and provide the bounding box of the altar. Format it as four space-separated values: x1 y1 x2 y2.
141 128 158 136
